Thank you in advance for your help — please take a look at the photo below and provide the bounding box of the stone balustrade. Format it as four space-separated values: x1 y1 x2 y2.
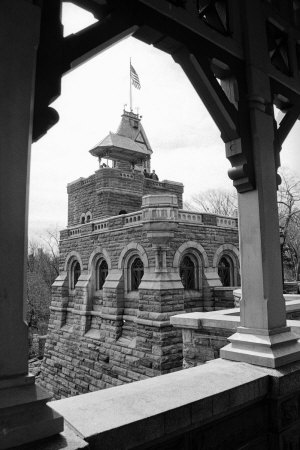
124 211 143 225
178 210 203 223
216 216 238 227
68 227 81 237
92 220 109 231
66 207 238 240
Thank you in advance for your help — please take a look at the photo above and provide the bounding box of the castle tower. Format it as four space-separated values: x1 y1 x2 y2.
67 110 183 224
40 109 239 399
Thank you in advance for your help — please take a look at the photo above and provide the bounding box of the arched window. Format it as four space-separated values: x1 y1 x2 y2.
70 260 81 289
130 257 144 291
218 255 233 287
180 255 196 290
86 215 91 223
96 259 108 290
81 216 85 224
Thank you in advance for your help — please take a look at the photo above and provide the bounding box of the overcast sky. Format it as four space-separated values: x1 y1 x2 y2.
28 4 300 241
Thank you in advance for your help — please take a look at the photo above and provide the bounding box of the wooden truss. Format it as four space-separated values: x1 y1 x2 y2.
33 0 300 192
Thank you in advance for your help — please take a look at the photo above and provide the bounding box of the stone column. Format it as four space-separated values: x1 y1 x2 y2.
0 1 63 447
221 0 300 367
138 195 185 373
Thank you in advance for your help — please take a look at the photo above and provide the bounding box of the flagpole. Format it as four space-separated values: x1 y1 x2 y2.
129 57 132 111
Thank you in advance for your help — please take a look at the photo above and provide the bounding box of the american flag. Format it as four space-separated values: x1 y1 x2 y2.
130 63 141 89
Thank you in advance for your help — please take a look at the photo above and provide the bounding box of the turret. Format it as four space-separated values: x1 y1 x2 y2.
89 110 152 173
67 110 183 226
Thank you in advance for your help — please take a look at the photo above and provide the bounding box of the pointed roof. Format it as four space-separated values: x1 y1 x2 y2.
89 110 152 163
116 111 152 153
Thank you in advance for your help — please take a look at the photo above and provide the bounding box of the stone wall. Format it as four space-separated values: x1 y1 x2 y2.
40 201 239 399
214 287 237 310
67 175 96 226
181 325 234 368
67 168 184 226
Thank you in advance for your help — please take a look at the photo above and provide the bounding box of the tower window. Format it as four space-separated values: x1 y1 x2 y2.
97 259 108 290
180 255 196 290
70 260 81 290
130 257 144 291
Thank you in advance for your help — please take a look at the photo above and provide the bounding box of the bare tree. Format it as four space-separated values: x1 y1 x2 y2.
26 227 60 338
185 170 300 281
41 227 60 280
184 188 238 217
278 168 300 281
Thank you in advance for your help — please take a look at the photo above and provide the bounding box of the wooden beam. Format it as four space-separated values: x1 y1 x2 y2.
275 104 300 150
138 0 243 61
173 47 239 143
63 0 109 20
62 14 139 73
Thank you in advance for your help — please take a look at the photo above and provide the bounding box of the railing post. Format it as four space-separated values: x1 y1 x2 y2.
221 0 300 367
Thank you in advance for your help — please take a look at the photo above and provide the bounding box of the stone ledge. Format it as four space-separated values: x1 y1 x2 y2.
171 311 240 330
50 359 269 449
172 310 300 368
171 309 300 333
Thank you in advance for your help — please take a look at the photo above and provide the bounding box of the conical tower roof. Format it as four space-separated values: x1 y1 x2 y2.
89 110 152 164
116 110 152 154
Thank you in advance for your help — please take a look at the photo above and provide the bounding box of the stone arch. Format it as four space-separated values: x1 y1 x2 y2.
64 251 83 272
88 246 112 272
212 244 239 268
86 210 92 222
80 213 86 224
173 241 209 269
213 244 240 287
118 242 149 269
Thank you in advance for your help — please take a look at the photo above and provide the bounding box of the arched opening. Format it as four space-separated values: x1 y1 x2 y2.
130 257 144 291
180 255 196 290
70 260 81 290
96 259 108 290
218 255 233 287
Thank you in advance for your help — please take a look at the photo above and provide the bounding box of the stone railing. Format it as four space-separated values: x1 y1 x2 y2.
120 172 134 179
144 178 166 188
66 204 238 238
216 216 238 227
124 211 143 225
68 226 81 237
67 174 96 193
178 210 202 223
93 219 109 231
178 210 237 228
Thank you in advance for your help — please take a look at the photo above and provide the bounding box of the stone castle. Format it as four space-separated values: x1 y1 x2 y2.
40 110 240 398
